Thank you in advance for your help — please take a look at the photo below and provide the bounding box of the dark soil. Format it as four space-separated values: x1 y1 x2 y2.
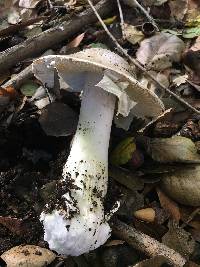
0 116 70 255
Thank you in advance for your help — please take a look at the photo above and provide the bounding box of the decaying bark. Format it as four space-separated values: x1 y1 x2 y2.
112 219 186 267
0 0 114 74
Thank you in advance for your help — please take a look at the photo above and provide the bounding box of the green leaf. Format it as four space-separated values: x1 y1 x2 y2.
182 27 200 38
87 43 108 49
110 137 136 166
20 81 39 96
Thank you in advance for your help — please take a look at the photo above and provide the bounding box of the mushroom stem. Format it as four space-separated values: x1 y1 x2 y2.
64 75 116 201
41 74 116 256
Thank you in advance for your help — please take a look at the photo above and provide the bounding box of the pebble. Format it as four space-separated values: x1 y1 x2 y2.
0 245 56 267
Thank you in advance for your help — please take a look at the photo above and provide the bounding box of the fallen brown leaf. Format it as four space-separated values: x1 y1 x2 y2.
160 165 200 206
147 136 200 163
67 32 85 49
157 188 180 222
168 0 188 20
136 33 185 70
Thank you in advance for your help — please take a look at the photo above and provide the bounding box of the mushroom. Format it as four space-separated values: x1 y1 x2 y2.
0 245 56 267
32 48 164 256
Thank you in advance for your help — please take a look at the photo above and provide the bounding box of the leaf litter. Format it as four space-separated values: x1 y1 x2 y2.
1 0 200 266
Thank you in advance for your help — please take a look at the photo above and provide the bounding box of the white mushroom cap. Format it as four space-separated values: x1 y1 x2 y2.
0 245 56 267
33 48 164 120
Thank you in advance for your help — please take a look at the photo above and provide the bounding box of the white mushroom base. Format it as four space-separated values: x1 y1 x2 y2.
41 209 111 256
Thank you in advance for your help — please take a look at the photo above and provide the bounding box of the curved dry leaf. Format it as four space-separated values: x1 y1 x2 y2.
169 0 188 20
147 136 200 163
136 33 185 71
157 188 180 222
39 102 78 137
67 32 85 49
124 24 144 45
160 165 200 206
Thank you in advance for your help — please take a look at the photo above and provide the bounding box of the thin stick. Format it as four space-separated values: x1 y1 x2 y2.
87 0 200 115
181 207 200 229
116 0 125 39
132 0 159 31
112 219 186 267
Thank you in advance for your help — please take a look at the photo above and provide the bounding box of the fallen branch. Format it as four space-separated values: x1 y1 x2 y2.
0 0 114 73
87 0 200 115
112 219 186 267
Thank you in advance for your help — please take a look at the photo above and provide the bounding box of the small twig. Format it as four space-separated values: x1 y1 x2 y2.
112 219 186 267
131 0 159 31
116 0 125 39
87 0 200 115
181 207 200 229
